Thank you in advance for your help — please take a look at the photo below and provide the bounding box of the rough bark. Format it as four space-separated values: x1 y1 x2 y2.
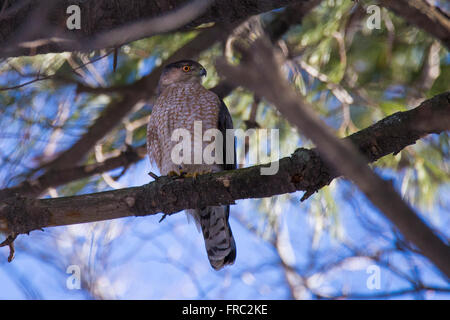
0 0 306 57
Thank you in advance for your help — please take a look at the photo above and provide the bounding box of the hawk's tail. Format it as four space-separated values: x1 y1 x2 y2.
189 206 236 270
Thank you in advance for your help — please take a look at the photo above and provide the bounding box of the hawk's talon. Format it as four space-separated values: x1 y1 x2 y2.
185 170 212 179
187 172 199 179
166 170 213 180
167 169 188 179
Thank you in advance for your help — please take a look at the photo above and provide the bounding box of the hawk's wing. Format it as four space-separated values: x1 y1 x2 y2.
146 108 161 170
218 99 236 171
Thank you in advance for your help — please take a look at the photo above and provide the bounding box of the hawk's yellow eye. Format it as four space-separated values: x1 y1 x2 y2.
182 65 191 72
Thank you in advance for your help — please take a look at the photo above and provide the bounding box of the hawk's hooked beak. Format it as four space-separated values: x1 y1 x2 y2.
199 68 207 77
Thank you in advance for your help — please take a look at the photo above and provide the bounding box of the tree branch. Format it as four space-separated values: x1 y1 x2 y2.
380 0 450 50
1 91 448 267
0 0 311 57
0 145 146 201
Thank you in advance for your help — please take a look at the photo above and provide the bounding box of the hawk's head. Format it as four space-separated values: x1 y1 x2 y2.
158 60 207 92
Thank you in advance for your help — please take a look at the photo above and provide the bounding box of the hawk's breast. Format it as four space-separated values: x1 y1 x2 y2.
149 82 221 175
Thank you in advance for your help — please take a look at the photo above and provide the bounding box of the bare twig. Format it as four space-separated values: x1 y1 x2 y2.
0 50 114 92
0 233 18 262
148 171 160 181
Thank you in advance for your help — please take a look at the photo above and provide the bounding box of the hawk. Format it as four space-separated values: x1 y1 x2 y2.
147 60 236 270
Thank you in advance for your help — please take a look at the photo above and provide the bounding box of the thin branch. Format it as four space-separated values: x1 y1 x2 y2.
0 145 146 200
0 50 114 92
80 0 214 51
380 0 450 50
330 286 450 300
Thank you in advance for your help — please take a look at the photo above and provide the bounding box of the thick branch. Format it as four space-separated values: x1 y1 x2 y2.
0 91 448 256
0 0 308 57
0 91 448 202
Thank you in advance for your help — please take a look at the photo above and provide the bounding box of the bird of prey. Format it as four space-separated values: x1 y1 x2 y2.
147 60 236 270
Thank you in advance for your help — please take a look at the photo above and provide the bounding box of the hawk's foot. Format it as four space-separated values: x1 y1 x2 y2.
167 168 188 179
167 169 212 179
184 170 212 179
